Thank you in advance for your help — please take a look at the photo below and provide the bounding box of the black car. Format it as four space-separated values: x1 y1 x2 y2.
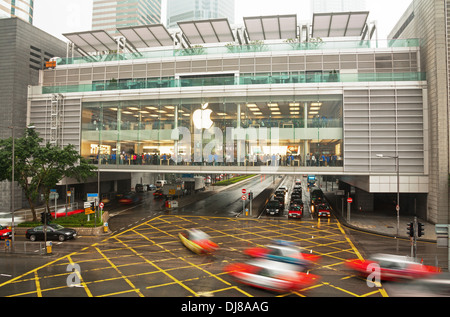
265 200 282 216
26 224 77 242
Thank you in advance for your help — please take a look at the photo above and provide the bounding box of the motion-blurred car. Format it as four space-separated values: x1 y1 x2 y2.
26 224 77 242
388 272 450 297
0 225 12 240
346 253 440 281
118 192 142 204
316 203 331 217
153 189 165 199
244 241 320 268
265 200 282 216
224 258 320 293
179 229 219 255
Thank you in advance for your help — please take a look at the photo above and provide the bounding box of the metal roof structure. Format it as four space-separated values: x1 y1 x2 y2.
117 24 174 49
311 11 370 38
243 14 298 41
63 30 119 55
177 18 235 45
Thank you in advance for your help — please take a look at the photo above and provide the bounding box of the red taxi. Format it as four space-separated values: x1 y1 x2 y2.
224 259 320 293
346 253 440 281
244 241 320 268
316 203 331 217
0 225 12 240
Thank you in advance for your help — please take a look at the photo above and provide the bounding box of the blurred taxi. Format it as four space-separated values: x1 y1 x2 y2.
179 229 218 255
346 253 440 281
224 258 320 293
244 241 320 268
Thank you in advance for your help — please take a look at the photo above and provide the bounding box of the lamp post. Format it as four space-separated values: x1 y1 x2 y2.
376 154 400 237
8 125 35 249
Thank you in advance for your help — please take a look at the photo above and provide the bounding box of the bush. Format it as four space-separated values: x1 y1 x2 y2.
214 174 256 186
18 212 103 228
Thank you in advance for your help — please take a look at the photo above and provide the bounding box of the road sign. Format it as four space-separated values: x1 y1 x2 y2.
347 197 353 203
84 202 91 209
85 208 95 215
99 202 104 209
241 195 247 201
242 189 247 194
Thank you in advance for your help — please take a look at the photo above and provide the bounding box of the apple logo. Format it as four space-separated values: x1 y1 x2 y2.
193 103 213 129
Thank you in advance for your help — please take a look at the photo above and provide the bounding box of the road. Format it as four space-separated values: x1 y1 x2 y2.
0 175 442 300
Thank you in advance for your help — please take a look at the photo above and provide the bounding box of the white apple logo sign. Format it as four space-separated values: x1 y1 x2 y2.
193 103 213 129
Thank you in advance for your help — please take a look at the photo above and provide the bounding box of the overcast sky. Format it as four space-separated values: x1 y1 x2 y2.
33 0 413 41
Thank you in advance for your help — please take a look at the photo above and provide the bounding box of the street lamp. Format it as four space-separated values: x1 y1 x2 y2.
376 153 400 237
8 125 35 249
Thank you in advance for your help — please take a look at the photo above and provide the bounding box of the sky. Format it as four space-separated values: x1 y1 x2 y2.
33 0 413 41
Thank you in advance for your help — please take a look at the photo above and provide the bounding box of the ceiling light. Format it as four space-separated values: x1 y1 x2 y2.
291 112 300 115
156 110 167 113
253 112 263 115
139 110 149 114
247 104 258 108
290 107 300 111
217 113 227 116
146 106 158 110
311 102 322 107
289 103 300 107
272 112 281 115
165 106 175 109
309 111 319 115
128 107 139 111
267 103 278 107
122 111 133 114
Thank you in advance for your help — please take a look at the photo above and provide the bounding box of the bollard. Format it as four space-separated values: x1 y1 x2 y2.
46 241 52 254
104 222 109 233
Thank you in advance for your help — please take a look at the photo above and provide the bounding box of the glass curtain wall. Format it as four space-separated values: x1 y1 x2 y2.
81 95 343 167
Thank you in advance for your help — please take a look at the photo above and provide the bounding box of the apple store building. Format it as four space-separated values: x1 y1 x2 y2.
27 13 429 212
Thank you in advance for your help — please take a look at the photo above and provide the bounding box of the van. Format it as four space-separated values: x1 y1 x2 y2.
155 180 167 188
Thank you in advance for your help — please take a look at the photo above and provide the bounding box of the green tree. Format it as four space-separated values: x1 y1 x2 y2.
0 128 96 222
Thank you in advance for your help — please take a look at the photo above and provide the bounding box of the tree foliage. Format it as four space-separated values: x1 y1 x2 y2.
0 128 97 221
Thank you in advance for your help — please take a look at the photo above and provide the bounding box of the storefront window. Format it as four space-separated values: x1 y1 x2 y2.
81 94 343 168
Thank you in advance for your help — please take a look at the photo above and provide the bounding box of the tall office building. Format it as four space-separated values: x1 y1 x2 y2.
92 0 162 35
389 0 449 226
312 0 367 13
166 0 235 29
0 0 34 24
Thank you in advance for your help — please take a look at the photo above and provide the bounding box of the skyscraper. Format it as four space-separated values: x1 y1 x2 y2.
311 0 367 13
166 0 235 29
0 0 34 24
92 0 162 35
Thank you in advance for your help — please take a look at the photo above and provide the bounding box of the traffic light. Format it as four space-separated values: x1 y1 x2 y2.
40 211 52 225
248 192 253 200
418 222 424 237
90 202 95 212
407 222 414 237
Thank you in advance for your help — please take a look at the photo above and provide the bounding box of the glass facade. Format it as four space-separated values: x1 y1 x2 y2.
81 95 343 168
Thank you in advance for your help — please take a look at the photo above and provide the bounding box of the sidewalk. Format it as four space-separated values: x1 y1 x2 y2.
322 189 437 242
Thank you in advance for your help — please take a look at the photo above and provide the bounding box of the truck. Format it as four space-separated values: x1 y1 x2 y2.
183 176 206 194
162 184 184 198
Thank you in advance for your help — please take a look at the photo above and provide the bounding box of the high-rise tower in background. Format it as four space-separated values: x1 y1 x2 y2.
92 0 162 35
311 0 367 13
166 0 235 29
0 0 34 24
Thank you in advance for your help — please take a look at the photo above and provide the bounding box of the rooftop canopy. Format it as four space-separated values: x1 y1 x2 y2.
63 30 119 55
312 11 370 38
117 24 174 50
177 18 235 45
244 14 298 41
